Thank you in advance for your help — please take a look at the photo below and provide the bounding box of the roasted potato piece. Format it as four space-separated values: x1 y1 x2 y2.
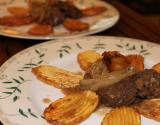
28 24 53 35
152 63 160 73
32 65 83 89
102 51 130 72
77 50 102 71
109 57 130 71
2 28 20 35
126 54 144 71
7 6 29 17
63 18 89 31
0 16 32 26
44 91 99 125
102 107 140 125
134 99 160 121
82 6 107 16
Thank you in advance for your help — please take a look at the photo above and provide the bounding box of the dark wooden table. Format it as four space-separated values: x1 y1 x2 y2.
0 0 160 125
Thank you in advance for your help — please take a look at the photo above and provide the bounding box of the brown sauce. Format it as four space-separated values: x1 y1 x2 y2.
61 88 82 95
43 98 51 104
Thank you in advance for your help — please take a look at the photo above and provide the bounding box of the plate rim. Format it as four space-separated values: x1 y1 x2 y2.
1 36 160 70
0 0 120 40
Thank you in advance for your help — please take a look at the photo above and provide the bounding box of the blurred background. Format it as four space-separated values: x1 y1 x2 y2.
121 0 160 28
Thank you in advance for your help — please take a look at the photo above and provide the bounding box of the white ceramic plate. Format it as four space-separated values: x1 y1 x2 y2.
0 36 160 125
0 0 119 40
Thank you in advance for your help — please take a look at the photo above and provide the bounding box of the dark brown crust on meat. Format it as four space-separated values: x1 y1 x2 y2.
98 69 160 107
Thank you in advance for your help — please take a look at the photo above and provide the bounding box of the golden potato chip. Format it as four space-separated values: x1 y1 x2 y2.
32 65 83 89
77 50 102 71
102 107 140 125
152 63 160 73
82 6 107 17
8 6 29 17
126 54 144 71
3 28 20 35
28 23 53 35
134 99 160 121
0 16 32 26
63 18 89 32
44 91 99 125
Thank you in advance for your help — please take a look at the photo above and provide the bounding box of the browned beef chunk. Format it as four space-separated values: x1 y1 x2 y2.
57 1 82 19
39 7 64 26
98 69 160 107
28 0 64 26
28 0 82 26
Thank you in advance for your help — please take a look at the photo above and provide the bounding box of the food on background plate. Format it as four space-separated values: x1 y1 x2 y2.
28 0 82 26
102 107 140 125
0 16 32 26
77 50 102 71
82 6 107 17
28 23 53 35
32 65 83 89
44 91 99 125
63 18 89 32
32 50 160 124
7 6 30 17
0 0 108 36
2 28 20 35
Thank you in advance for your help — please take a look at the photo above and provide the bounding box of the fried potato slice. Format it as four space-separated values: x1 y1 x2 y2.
32 65 83 89
0 16 32 26
2 28 20 35
82 6 107 17
28 24 53 35
102 51 130 72
126 54 144 71
102 107 140 125
152 63 160 73
77 50 102 71
44 91 99 125
7 6 29 17
63 18 89 32
134 99 160 121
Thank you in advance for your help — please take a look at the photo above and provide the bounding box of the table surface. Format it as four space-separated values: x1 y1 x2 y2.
0 0 160 125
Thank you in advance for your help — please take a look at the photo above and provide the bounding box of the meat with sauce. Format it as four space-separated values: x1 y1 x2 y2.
98 69 160 107
28 0 82 26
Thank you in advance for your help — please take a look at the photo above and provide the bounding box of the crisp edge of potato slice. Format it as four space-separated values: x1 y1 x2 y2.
44 91 99 125
77 50 102 71
63 18 89 32
134 99 160 122
101 107 140 125
152 63 160 73
28 23 53 35
126 54 144 71
32 65 83 89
